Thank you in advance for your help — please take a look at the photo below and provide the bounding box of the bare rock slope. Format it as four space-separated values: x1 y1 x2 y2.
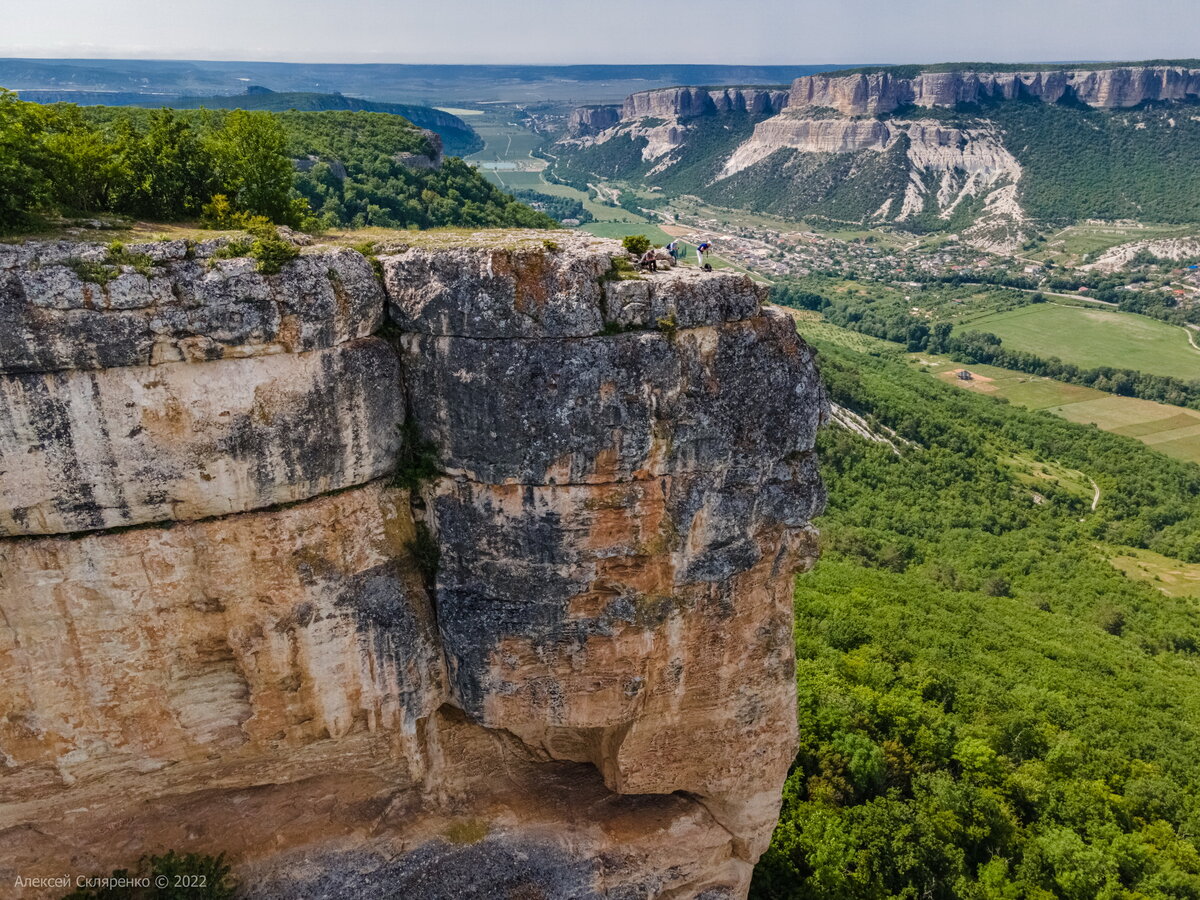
0 231 826 898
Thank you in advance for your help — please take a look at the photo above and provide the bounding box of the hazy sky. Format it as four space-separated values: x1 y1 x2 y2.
5 0 1200 65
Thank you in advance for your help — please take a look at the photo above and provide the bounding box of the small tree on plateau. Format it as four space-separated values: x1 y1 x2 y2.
0 90 46 227
205 110 296 224
622 234 651 257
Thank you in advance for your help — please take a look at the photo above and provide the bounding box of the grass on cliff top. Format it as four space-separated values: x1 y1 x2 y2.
322 226 606 253
1 222 607 255
0 218 243 246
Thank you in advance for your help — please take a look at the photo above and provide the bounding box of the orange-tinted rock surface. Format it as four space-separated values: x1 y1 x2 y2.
0 231 825 898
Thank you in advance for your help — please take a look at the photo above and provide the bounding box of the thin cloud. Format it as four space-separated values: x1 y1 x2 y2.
4 0 1200 64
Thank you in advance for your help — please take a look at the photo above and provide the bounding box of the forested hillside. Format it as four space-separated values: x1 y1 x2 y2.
985 101 1200 224
168 89 483 156
0 91 552 231
753 329 1200 899
272 110 551 229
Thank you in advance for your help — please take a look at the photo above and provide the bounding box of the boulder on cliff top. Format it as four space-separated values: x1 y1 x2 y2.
381 232 763 339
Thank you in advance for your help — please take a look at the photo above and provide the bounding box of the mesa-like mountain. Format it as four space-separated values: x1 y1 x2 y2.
551 61 1200 250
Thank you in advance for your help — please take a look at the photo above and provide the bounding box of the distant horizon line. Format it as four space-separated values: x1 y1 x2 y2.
0 54 1138 68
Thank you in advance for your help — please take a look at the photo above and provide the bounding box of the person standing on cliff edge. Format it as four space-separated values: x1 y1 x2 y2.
697 240 713 270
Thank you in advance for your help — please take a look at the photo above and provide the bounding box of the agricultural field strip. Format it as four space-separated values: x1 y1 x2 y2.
955 302 1200 379
913 352 1200 464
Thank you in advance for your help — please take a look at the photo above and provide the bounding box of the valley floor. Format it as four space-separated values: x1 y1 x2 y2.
789 309 1200 466
954 302 1200 381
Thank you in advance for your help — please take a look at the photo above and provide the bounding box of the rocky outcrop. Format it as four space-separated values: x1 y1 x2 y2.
0 340 402 535
1082 235 1200 272
0 231 826 898
561 88 789 167
720 116 1020 183
567 104 622 135
0 241 382 373
721 116 894 172
789 65 1200 115
622 86 790 120
553 62 1200 249
394 129 445 170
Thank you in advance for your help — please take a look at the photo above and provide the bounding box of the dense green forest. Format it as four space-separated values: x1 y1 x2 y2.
987 102 1200 224
271 110 554 229
0 91 553 232
508 187 594 223
0 90 305 228
752 329 1200 899
167 89 483 156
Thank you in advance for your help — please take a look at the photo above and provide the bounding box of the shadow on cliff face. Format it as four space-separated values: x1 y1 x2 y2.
249 839 598 900
334 559 447 730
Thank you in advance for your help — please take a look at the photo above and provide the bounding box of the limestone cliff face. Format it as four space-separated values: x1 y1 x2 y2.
566 104 622 135
622 87 790 120
562 87 789 166
789 65 1200 115
0 231 826 898
719 112 1025 241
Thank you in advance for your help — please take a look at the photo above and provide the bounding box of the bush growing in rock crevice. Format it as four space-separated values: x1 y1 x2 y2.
392 419 441 491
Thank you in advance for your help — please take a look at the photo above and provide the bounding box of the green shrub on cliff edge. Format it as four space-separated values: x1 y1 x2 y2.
621 234 651 256
63 850 235 899
208 218 299 275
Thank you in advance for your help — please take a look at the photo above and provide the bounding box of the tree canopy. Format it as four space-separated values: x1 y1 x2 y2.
0 94 554 232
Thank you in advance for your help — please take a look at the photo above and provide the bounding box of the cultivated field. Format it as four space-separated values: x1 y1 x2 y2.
956 302 1200 380
1051 396 1200 462
788 309 899 353
464 111 546 171
917 354 1200 464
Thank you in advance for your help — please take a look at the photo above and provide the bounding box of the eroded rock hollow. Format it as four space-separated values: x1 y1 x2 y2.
0 231 826 898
